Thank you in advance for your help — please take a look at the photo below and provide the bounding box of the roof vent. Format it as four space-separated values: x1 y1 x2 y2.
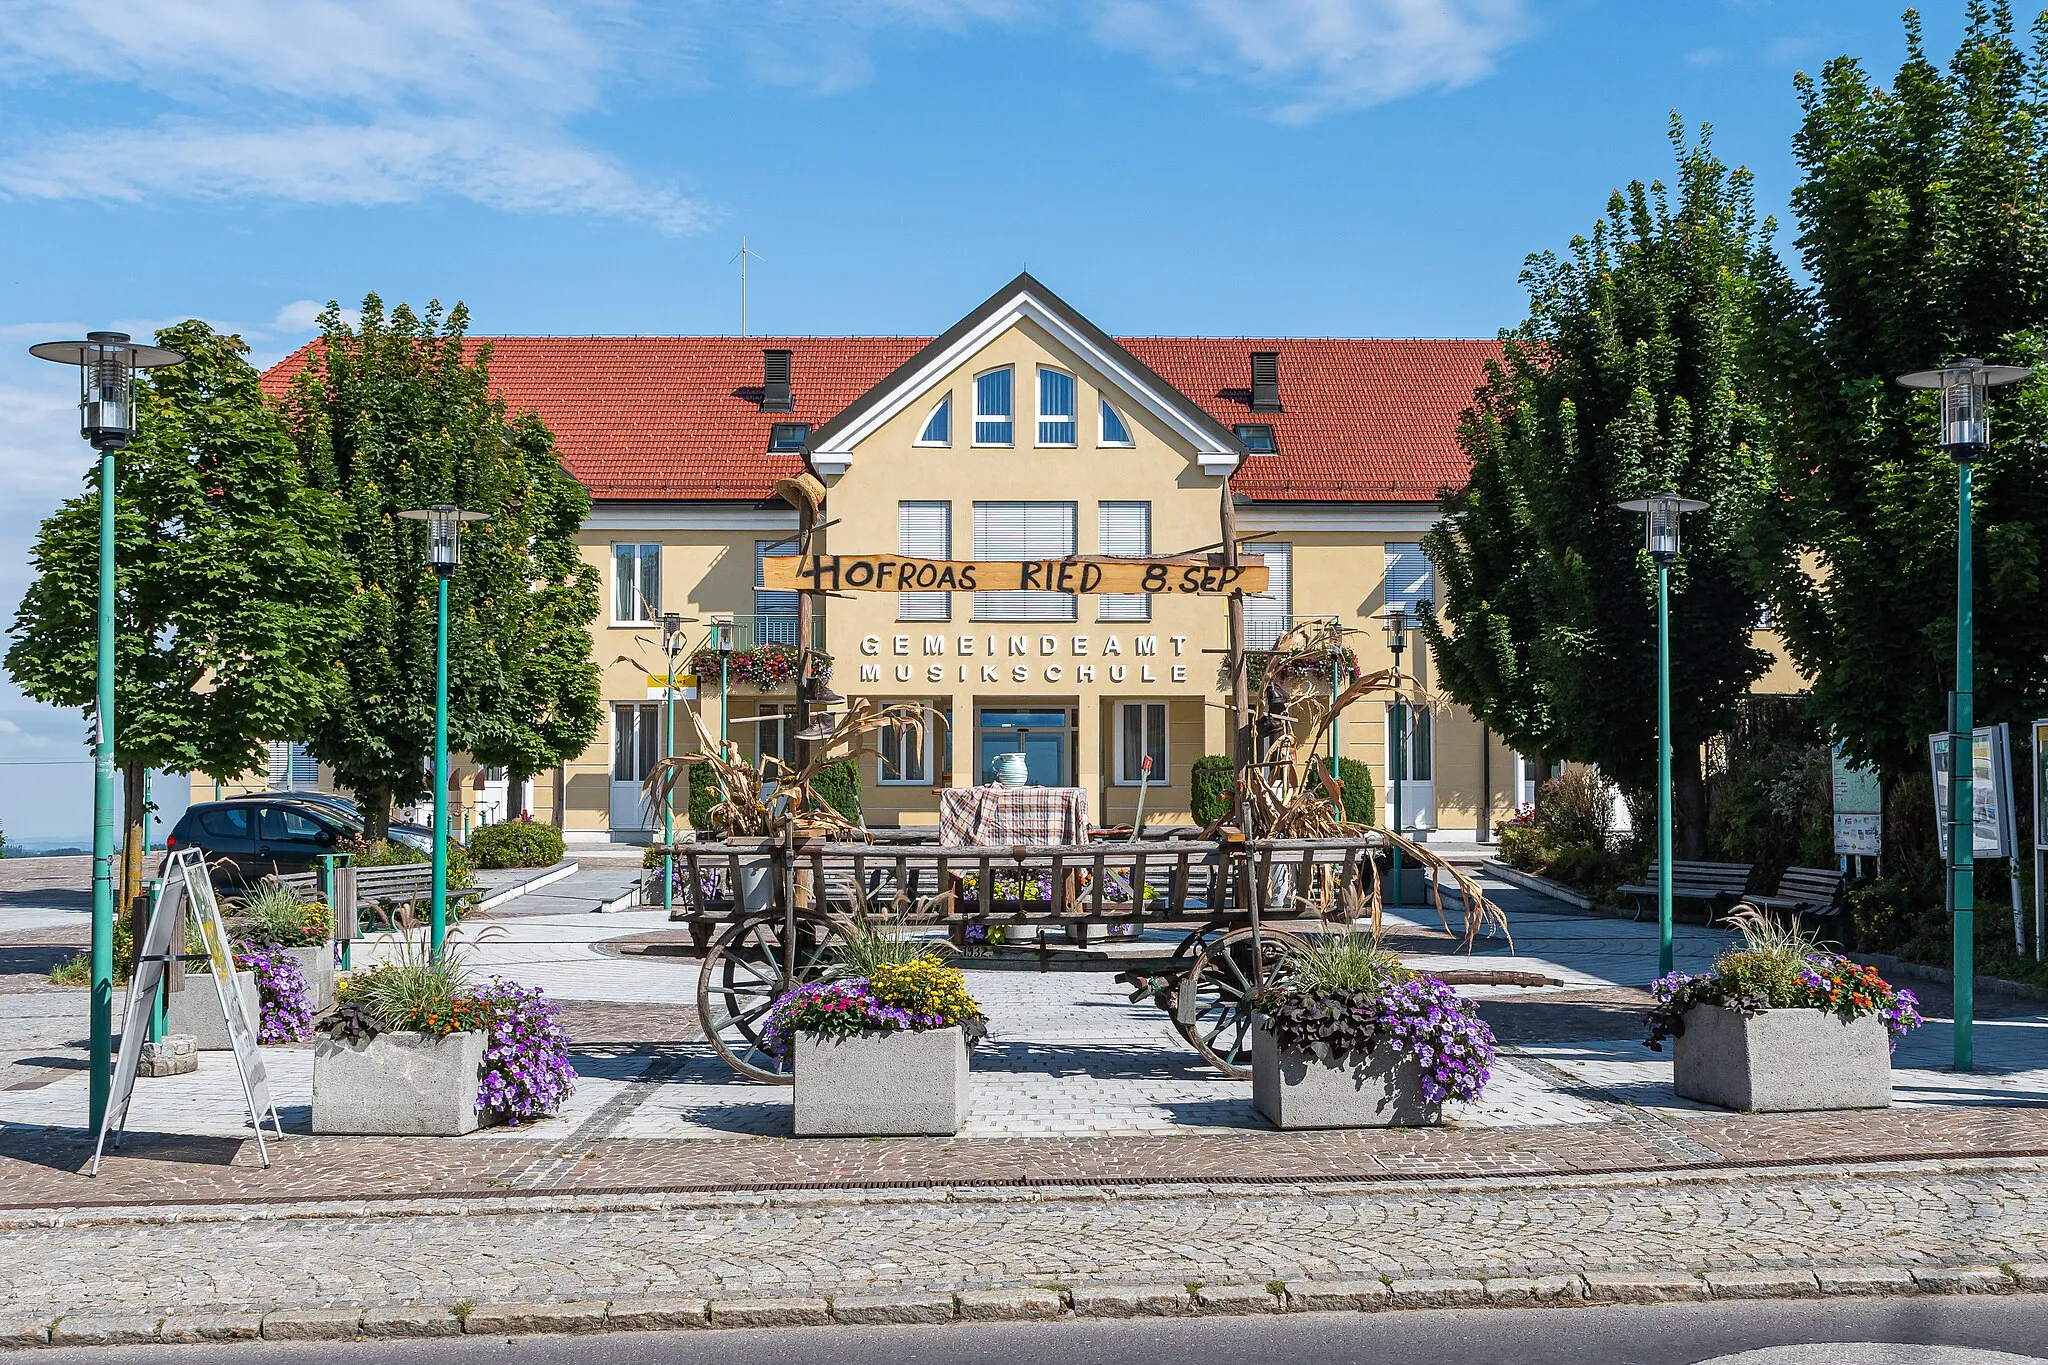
1249 351 1280 412
761 348 793 412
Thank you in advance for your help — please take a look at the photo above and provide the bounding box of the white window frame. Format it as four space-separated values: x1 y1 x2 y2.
1099 398 1133 447
973 366 1014 446
877 709 934 786
1036 366 1077 446
756 702 797 773
897 500 952 622
1383 542 1436 615
611 542 660 625
1113 701 1168 786
1096 500 1152 623
1243 542 1291 649
972 500 1078 622
915 393 952 447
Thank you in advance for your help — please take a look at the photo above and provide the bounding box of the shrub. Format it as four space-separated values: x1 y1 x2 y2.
810 757 860 825
467 820 565 869
239 884 332 947
1498 824 1545 873
1536 768 1618 849
1191 755 1234 825
1333 755 1376 827
690 760 719 833
1282 930 1412 997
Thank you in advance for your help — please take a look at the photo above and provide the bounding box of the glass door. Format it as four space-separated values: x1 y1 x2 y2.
977 709 1072 787
1385 703 1435 833
610 703 661 832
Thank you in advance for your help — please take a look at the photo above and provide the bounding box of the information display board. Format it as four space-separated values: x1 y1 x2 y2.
1928 725 2016 861
1831 744 1883 857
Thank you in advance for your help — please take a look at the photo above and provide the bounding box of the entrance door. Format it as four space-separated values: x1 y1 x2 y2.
1385 703 1435 833
477 767 510 826
610 703 662 832
977 709 1072 786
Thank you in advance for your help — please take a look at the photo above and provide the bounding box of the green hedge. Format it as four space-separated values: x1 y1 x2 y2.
1191 753 1376 827
466 820 565 869
1191 755 1234 825
811 758 861 824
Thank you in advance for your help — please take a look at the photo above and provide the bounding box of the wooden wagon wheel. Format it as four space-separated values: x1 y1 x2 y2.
1154 919 1232 1025
1175 925 1305 1078
697 909 852 1085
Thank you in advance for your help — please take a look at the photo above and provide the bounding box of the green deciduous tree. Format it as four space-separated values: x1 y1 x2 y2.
285 295 601 836
1748 4 2048 782
6 321 354 907
1422 124 1776 854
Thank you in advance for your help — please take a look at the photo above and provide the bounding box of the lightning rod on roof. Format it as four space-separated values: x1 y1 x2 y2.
730 237 765 337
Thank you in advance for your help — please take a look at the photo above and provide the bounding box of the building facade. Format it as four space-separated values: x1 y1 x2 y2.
216 273 1795 841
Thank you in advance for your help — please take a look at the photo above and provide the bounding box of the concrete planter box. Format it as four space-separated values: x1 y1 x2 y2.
1672 1004 1891 1112
311 1030 495 1136
1251 1013 1443 1129
285 945 336 1013
792 1026 968 1136
164 971 261 1051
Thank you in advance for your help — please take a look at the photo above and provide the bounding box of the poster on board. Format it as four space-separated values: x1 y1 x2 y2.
1928 725 2015 861
1832 744 1883 856
2034 718 2047 852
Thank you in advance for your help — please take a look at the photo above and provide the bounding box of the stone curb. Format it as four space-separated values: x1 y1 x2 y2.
8 1155 2046 1232
0 1265 2038 1348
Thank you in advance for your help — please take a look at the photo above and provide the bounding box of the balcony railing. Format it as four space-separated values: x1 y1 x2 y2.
709 612 800 651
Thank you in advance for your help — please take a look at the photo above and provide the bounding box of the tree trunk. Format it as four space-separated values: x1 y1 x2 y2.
361 785 391 842
121 761 149 967
1674 742 1709 860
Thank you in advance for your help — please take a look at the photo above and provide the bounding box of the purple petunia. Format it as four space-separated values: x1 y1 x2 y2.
470 978 576 1123
233 943 315 1044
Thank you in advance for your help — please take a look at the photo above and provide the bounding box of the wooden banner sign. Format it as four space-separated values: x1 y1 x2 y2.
763 554 1268 596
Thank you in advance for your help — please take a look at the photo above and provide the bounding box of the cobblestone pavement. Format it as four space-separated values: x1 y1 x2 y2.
1 1160 2045 1320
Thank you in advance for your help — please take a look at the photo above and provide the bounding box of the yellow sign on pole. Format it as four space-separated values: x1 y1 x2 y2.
762 554 1268 596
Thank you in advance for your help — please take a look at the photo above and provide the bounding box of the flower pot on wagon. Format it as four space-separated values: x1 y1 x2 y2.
793 1025 969 1136
311 1029 496 1136
1672 1005 1891 1112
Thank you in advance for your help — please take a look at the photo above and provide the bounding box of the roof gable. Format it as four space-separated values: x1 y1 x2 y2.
804 273 1245 477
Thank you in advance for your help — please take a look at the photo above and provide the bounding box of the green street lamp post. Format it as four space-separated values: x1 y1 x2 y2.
716 618 734 746
1383 606 1413 908
398 504 488 962
1897 358 2031 1073
29 331 183 1133
1618 492 1709 979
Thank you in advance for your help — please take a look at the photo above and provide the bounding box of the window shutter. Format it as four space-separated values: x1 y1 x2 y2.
755 538 800 644
288 743 319 790
898 501 952 621
1244 543 1291 649
973 501 1077 621
1384 543 1435 612
267 741 290 790
1096 501 1151 622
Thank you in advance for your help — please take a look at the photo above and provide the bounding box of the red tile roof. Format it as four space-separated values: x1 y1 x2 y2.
261 335 1499 504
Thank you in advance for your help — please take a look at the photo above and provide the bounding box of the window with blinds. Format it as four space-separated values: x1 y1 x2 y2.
1243 542 1291 648
898 501 952 621
612 542 659 622
267 741 319 791
1096 500 1151 622
1037 367 1076 445
974 367 1014 445
973 501 1077 621
1384 542 1436 613
754 538 800 645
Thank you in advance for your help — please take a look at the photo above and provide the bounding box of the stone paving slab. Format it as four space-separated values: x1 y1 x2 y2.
0 1163 2041 1334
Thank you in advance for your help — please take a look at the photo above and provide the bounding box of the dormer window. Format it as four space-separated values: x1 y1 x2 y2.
768 422 810 451
1099 399 1133 447
974 367 1014 445
916 394 952 446
1234 423 1277 454
1037 367 1076 445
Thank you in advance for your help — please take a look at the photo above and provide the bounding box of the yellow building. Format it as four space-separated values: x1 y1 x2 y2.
227 272 1749 843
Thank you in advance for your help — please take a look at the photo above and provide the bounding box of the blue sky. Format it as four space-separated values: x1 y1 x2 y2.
0 0 1973 843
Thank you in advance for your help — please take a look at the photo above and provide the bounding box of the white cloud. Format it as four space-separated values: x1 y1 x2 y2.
1089 0 1526 122
0 0 709 232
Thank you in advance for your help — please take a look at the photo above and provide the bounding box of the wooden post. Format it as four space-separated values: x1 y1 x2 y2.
794 498 816 772
1219 482 1249 822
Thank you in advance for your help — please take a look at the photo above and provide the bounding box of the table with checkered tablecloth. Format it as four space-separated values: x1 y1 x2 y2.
937 785 1091 847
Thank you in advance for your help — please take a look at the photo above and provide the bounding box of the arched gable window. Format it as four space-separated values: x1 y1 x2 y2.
974 367 1014 445
1099 399 1133 447
916 393 951 446
1038 367 1077 445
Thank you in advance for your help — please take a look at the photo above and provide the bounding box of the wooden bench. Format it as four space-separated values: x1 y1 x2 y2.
264 862 479 937
1735 865 1846 922
1615 860 1754 925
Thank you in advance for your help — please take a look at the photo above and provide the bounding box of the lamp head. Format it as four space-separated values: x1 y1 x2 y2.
28 331 184 452
1618 492 1709 565
397 503 488 578
660 612 690 653
1897 358 2033 457
716 619 734 655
